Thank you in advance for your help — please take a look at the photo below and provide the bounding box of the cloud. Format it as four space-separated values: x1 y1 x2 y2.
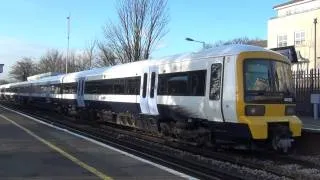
0 36 50 80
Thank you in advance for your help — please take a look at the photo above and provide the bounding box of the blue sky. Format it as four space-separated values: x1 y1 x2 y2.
0 0 287 79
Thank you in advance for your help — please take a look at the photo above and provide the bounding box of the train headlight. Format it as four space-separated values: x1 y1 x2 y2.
245 105 265 116
285 106 296 116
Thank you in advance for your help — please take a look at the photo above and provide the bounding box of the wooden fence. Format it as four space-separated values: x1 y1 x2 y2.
293 69 320 116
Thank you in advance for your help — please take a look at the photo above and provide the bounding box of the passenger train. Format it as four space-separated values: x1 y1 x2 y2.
0 44 302 153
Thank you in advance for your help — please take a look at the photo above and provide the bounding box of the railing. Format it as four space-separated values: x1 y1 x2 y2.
292 69 320 116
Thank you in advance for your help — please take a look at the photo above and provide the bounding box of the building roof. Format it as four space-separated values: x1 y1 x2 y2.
273 0 304 9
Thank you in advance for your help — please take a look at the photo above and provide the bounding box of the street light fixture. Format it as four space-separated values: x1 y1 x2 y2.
314 18 317 71
185 37 206 49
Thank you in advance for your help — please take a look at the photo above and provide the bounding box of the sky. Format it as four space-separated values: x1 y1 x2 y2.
0 0 287 79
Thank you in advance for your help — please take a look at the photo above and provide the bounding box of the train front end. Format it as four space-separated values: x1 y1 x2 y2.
236 51 302 153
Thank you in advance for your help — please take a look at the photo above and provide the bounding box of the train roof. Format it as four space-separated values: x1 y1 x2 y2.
28 74 65 85
62 67 110 83
0 44 278 87
86 44 275 80
149 44 274 63
191 44 273 58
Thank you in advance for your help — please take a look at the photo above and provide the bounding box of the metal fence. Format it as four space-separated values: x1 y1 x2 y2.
292 69 320 116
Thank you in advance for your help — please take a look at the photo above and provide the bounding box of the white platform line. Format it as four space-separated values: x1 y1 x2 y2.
0 104 197 180
303 127 320 132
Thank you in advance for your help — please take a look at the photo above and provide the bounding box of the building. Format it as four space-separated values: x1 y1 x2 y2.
268 0 320 71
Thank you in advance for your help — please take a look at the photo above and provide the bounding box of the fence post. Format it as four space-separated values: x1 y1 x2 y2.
311 69 314 91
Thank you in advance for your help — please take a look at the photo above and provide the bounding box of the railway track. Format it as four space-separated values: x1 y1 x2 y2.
0 103 242 180
2 102 318 180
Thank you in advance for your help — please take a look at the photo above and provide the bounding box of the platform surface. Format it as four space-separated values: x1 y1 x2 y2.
0 106 188 180
299 116 320 132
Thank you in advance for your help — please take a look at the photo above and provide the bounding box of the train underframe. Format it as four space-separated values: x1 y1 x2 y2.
4 96 296 153
73 106 296 153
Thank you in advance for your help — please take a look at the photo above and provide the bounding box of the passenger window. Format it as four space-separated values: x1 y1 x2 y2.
167 74 188 95
150 72 156 98
209 63 222 100
101 79 113 94
126 77 141 95
157 75 167 95
113 79 125 94
190 71 206 96
142 73 148 98
157 70 206 96
86 81 99 94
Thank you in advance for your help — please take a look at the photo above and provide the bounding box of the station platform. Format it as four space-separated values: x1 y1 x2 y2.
299 116 320 133
0 106 190 180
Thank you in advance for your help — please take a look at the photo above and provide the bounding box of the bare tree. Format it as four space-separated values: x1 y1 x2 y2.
66 51 78 73
73 54 88 72
9 57 37 81
249 39 267 47
211 37 267 48
72 40 98 71
37 49 65 73
0 79 9 85
103 0 169 63
85 40 97 69
95 42 117 67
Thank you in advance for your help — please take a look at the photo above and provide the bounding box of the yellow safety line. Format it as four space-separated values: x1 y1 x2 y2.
0 114 112 180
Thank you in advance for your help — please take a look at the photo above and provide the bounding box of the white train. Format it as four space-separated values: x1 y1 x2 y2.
0 44 302 153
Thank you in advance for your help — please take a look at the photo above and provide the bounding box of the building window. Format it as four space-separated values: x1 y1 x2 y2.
286 10 291 15
278 35 287 47
295 31 305 46
277 34 287 47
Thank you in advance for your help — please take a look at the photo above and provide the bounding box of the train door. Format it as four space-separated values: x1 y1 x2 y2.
140 70 149 114
205 57 225 122
139 66 159 115
148 66 159 115
76 78 85 107
45 82 51 103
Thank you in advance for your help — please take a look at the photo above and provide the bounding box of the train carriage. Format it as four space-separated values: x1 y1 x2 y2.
0 44 302 153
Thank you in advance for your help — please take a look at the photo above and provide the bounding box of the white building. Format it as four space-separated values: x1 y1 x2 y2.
268 0 320 71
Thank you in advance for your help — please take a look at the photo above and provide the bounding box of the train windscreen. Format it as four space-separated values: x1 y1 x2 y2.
244 59 295 103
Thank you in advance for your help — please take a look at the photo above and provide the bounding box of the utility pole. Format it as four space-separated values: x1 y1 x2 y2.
66 13 71 74
314 18 317 71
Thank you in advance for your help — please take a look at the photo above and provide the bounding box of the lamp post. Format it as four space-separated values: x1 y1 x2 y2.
314 18 317 71
185 37 206 49
66 14 71 74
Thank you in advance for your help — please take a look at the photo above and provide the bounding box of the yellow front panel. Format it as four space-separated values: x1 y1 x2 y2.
239 114 301 139
265 104 285 116
235 51 302 139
